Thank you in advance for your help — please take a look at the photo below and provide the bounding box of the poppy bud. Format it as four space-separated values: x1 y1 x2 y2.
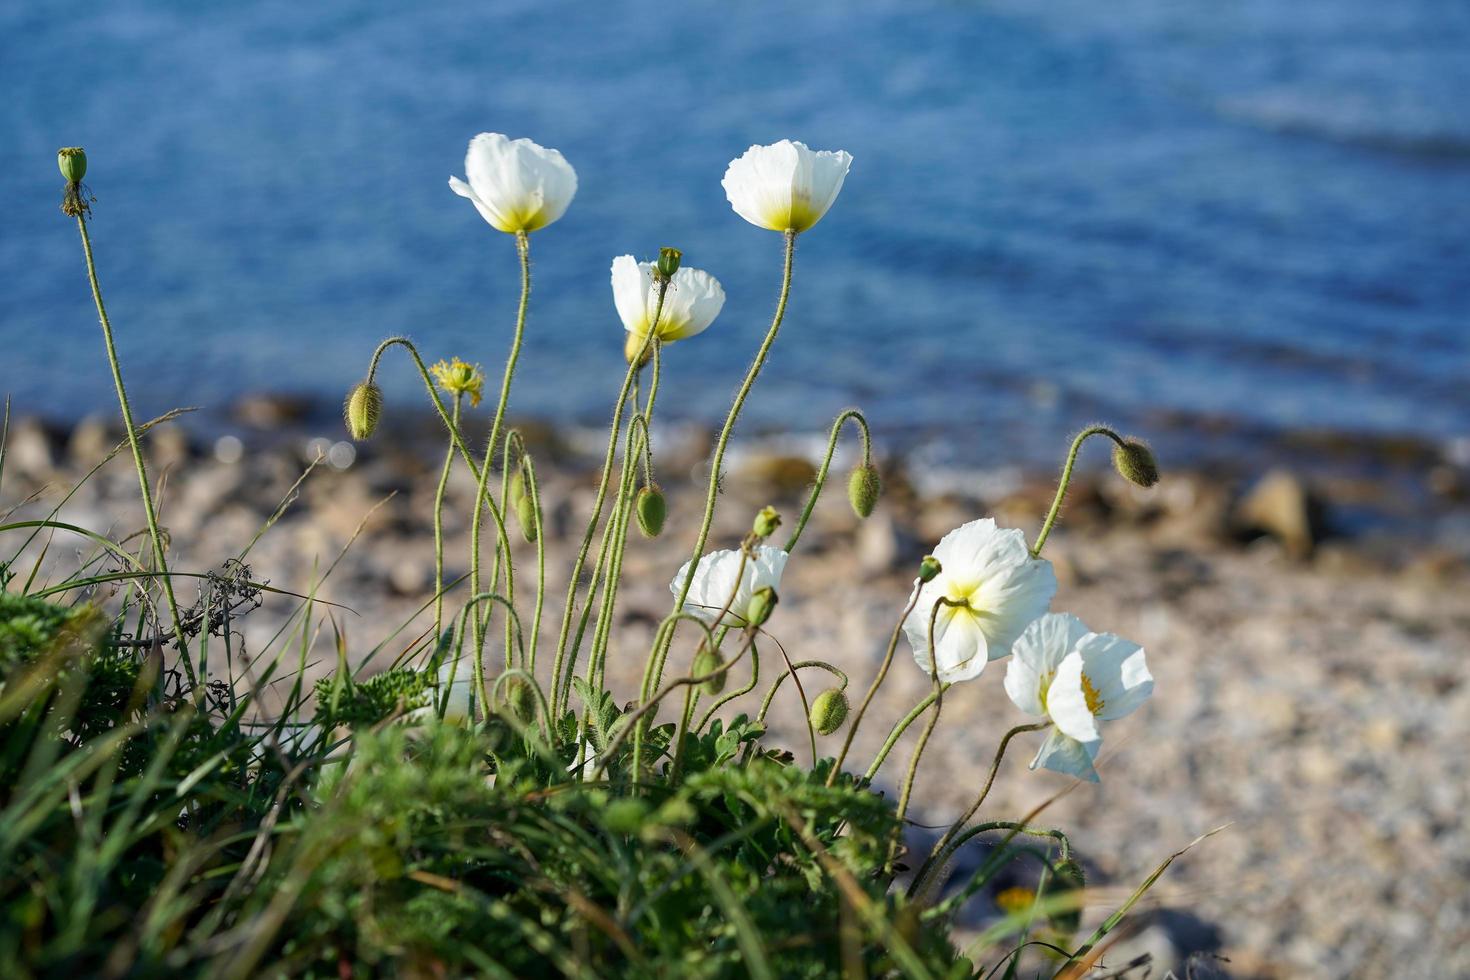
1112 439 1159 489
752 505 781 539
809 688 849 736
635 485 666 538
509 469 537 543
745 586 777 628
918 555 942 583
498 675 537 724
344 381 383 440
693 647 725 695
848 464 882 518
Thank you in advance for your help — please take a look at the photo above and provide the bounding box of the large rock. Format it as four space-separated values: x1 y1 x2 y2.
1234 469 1324 560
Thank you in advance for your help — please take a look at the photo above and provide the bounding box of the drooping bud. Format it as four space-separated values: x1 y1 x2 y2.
1111 438 1160 489
497 675 537 724
848 464 882 518
344 381 383 440
751 505 781 539
58 147 88 183
655 247 682 281
745 586 777 628
1048 859 1088 933
692 646 725 695
509 469 537 543
809 688 849 736
917 555 942 583
635 485 666 538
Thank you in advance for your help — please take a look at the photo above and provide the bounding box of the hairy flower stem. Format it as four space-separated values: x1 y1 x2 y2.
863 683 951 785
470 230 531 669
72 213 191 676
588 344 663 692
1031 424 1125 557
432 396 463 638
363 336 513 719
888 601 953 871
784 408 872 553
502 433 546 670
827 588 922 786
908 720 1053 895
657 231 797 688
549 281 669 717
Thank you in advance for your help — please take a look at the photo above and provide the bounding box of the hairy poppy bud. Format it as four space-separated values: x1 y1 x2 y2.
752 505 781 539
1049 859 1087 933
693 647 725 695
656 246 682 281
1112 438 1159 489
745 586 777 628
344 381 382 440
809 688 849 736
509 469 537 543
498 675 537 724
58 147 87 183
848 464 882 518
636 485 666 538
918 555 942 583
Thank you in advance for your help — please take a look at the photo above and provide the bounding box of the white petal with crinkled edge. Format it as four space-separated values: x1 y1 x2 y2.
610 256 726 343
722 140 852 233
451 133 577 233
671 545 787 627
1005 612 1091 716
1030 728 1101 782
1077 632 1153 721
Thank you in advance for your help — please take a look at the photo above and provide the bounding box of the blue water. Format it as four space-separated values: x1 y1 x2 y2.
3 0 1468 467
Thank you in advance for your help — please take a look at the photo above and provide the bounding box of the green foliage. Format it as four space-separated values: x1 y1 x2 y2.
312 666 433 729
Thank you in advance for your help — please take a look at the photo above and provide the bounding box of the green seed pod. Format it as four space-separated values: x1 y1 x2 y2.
918 554 943 583
693 647 725 695
58 147 87 183
809 688 849 736
752 505 781 539
344 381 383 440
635 485 666 538
1112 438 1160 489
848 464 882 518
656 246 682 281
745 586 777 628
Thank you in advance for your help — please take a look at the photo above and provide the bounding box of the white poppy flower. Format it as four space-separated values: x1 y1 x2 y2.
448 133 577 234
671 546 788 628
903 518 1057 684
1004 612 1154 782
611 255 726 361
721 140 852 233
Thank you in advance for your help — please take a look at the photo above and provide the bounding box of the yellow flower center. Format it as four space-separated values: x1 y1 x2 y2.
1082 673 1105 715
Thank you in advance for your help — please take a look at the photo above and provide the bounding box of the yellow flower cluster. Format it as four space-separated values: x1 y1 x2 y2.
430 357 484 407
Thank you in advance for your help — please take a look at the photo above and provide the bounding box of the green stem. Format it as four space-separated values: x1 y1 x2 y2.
658 231 797 685
863 683 950 785
1031 424 1125 557
888 600 951 870
753 660 847 725
784 408 871 554
73 213 192 675
549 282 668 717
908 720 1052 895
469 231 531 702
432 396 463 638
827 587 922 786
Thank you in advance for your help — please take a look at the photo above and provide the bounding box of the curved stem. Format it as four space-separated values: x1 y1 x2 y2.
784 408 871 554
753 660 848 725
908 720 1053 894
1032 424 1125 557
432 396 463 638
828 586 922 786
658 231 797 683
888 600 952 870
863 683 950 785
73 214 191 675
695 639 761 732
